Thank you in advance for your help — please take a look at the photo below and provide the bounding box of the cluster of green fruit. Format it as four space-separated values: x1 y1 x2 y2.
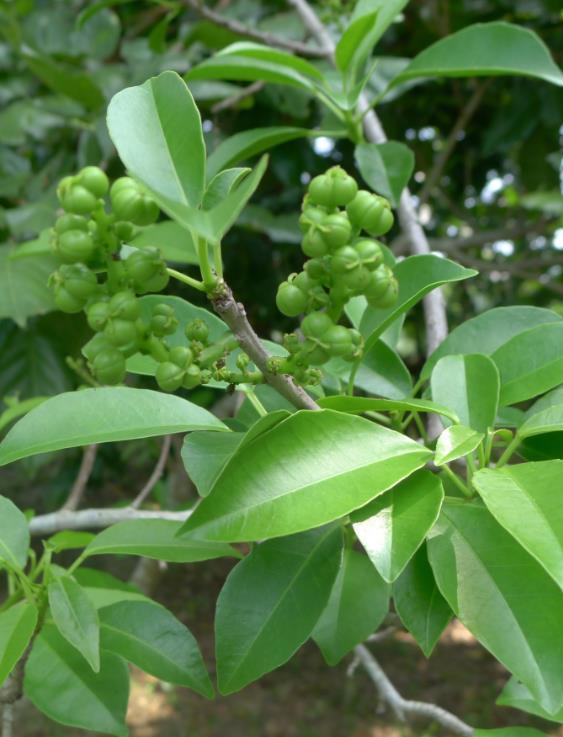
49 167 254 390
274 166 398 374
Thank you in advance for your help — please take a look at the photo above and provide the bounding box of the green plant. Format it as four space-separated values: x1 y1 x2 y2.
0 3 562 737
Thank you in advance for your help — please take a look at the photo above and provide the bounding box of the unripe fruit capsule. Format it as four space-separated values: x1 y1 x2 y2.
57 230 96 263
62 185 98 215
77 166 109 198
276 282 308 317
301 311 333 338
156 362 185 392
92 348 126 385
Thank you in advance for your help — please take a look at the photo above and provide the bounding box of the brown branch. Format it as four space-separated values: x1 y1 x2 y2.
211 81 265 113
418 80 492 206
130 435 172 509
186 0 328 58
61 444 98 511
210 283 318 410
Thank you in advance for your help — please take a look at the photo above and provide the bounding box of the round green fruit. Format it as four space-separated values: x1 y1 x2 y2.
323 325 354 358
111 187 159 226
156 362 185 392
354 239 383 270
346 191 394 236
185 318 209 343
304 258 328 282
276 282 308 317
169 346 193 369
301 311 333 338
77 166 109 198
308 167 358 209
59 264 98 300
183 364 202 389
57 230 96 263
104 318 139 349
364 265 393 301
299 205 326 234
92 348 126 385
109 291 140 321
342 265 372 293
301 229 329 258
87 301 111 332
331 245 360 274
54 286 85 314
114 221 135 241
320 213 352 249
62 185 98 215
54 214 89 235
300 339 329 366
370 277 399 308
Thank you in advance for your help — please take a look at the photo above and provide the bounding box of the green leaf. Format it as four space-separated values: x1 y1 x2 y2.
46 531 95 553
107 70 206 209
427 501 563 714
352 470 444 582
182 411 290 497
84 519 238 563
355 338 412 398
355 141 414 206
351 0 409 50
217 42 324 81
99 600 213 697
473 462 563 589
518 404 563 440
313 549 389 665
207 126 314 180
48 576 100 672
0 496 29 569
318 395 460 424
179 409 431 542
492 323 563 406
74 568 150 610
130 221 199 264
335 10 379 77
474 729 550 737
360 256 476 352
0 246 57 326
25 625 129 737
391 22 563 88
431 354 500 433
497 678 563 724
422 307 561 382
526 385 563 415
393 545 451 657
434 425 484 466
203 167 250 210
22 49 105 110
215 526 342 694
0 602 38 686
0 387 227 466
0 397 49 434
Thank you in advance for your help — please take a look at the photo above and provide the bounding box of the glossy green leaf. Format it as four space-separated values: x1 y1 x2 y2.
0 397 49 434
318 395 460 424
526 385 563 415
434 425 483 466
0 496 29 569
355 141 414 206
48 576 100 672
182 411 290 497
355 339 412 398
474 729 549 737
47 531 95 553
313 549 389 665
492 323 563 406
217 42 324 81
497 678 563 724
360 256 476 352
22 49 105 110
130 221 199 264
202 167 250 210
0 246 56 326
74 569 150 610
84 519 238 563
422 307 561 381
518 404 563 440
207 126 313 180
99 600 213 697
180 409 431 542
431 354 499 433
107 70 205 208
215 526 342 694
390 22 563 87
351 0 409 49
335 10 379 77
0 387 226 466
428 501 563 714
352 470 444 582
393 545 451 657
0 602 38 686
473 462 563 588
25 625 129 737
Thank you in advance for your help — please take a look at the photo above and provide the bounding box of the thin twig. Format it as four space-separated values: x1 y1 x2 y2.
428 221 551 252
130 435 172 509
353 644 475 736
62 444 98 511
418 80 492 206
210 283 318 410
29 508 190 537
211 81 265 113
185 0 328 58
1 706 13 737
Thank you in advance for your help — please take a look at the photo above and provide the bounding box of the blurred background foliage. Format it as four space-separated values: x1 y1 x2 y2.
0 0 561 492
